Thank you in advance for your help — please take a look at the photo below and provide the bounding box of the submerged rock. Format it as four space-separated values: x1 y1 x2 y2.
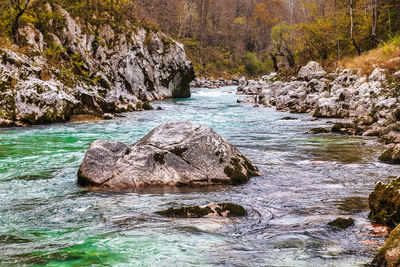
379 145 400 164
369 178 400 227
78 122 259 188
371 224 400 267
281 116 298 120
156 203 246 218
308 127 331 134
327 217 354 229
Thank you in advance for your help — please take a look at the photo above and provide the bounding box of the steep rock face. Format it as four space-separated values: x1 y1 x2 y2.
78 122 259 189
0 4 194 126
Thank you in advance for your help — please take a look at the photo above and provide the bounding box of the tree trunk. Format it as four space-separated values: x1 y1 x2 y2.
350 0 361 55
12 13 22 44
270 52 279 72
371 0 380 44
398 0 400 29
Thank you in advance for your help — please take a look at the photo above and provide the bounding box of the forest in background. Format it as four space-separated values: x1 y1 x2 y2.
1 0 400 77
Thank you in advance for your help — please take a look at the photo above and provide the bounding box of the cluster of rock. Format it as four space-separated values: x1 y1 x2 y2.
237 61 400 161
190 76 247 89
78 121 258 218
0 3 194 126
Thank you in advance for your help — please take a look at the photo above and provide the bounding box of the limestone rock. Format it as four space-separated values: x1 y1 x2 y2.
0 5 195 126
369 68 386 82
78 122 260 188
298 61 327 81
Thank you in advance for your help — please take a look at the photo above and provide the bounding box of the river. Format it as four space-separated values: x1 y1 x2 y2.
1 86 399 266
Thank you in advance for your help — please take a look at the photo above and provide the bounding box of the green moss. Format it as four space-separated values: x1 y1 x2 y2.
223 156 259 185
156 206 212 218
170 147 188 157
309 127 331 134
327 217 354 229
156 203 246 218
135 102 143 111
239 154 259 177
379 147 400 164
0 79 12 92
224 161 248 185
142 101 154 110
371 224 400 266
153 152 166 165
369 178 400 227
218 203 246 217
331 122 355 133
144 32 152 50
93 75 110 89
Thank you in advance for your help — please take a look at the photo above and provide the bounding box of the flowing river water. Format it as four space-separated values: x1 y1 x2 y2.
1 86 400 266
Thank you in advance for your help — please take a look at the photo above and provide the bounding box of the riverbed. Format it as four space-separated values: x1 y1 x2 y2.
1 86 399 266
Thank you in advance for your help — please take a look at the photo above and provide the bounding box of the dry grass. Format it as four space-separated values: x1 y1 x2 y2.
339 36 400 76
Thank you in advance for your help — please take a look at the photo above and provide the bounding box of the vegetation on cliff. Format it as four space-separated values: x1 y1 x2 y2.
2 0 400 77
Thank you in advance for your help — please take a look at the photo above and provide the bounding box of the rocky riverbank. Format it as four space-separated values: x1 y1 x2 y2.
190 76 247 89
232 62 400 265
235 61 400 161
0 3 194 127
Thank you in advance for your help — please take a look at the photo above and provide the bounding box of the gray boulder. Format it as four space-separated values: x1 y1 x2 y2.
298 61 327 81
78 122 259 188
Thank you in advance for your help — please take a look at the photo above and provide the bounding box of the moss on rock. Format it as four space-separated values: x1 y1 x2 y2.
156 203 246 218
327 217 354 229
369 177 400 227
153 152 166 165
142 101 154 110
156 206 212 218
371 224 400 267
308 127 331 134
379 145 400 164
224 156 259 185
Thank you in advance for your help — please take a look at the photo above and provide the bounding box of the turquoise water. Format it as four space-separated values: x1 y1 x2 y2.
1 87 399 266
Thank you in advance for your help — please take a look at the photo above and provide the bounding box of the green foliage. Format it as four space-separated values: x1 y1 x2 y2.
244 52 261 76
380 35 400 57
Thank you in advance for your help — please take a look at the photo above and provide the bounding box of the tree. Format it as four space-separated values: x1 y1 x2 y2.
8 0 31 44
349 0 361 55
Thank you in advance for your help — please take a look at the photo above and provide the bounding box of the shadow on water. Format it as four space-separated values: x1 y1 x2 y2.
301 136 381 164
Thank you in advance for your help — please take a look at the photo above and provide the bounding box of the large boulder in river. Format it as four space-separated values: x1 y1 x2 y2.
298 61 327 81
77 122 259 188
369 178 400 227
